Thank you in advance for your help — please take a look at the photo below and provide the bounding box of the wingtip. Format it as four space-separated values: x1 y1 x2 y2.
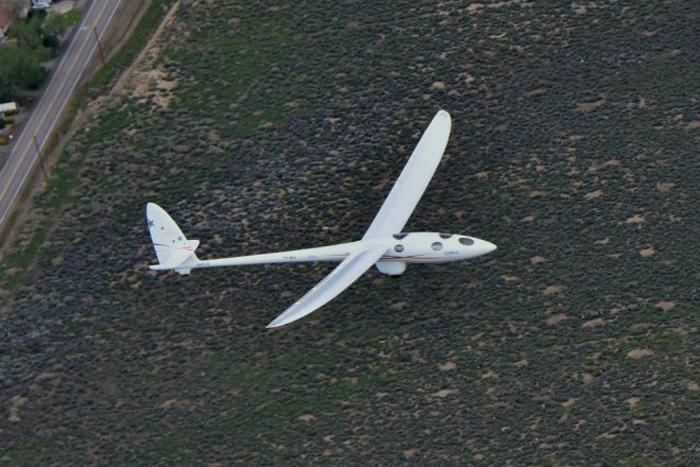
437 109 451 119
266 319 285 329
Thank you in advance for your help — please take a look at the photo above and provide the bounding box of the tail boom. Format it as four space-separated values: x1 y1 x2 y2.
178 242 360 270
146 203 363 273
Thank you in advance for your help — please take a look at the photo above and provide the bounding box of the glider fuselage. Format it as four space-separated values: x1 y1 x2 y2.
191 232 495 270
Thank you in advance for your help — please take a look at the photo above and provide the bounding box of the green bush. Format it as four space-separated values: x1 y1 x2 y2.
6 10 46 50
0 45 48 99
4 118 15 125
4 109 19 116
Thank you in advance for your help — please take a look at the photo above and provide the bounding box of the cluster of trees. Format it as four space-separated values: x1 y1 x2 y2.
0 9 77 100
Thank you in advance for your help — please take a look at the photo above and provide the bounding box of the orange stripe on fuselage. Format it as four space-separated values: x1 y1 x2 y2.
381 255 443 260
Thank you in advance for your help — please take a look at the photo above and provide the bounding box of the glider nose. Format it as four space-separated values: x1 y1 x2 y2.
479 240 497 256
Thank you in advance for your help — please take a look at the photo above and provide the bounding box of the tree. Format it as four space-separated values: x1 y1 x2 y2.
6 9 46 50
0 45 47 99
41 12 70 53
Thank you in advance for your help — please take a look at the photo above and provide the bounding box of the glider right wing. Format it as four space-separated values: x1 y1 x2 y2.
362 110 451 239
266 243 388 328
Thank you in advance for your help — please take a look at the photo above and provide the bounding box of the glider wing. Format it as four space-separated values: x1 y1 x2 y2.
362 110 451 239
266 244 387 328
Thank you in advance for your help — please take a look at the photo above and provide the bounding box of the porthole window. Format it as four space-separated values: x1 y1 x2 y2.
393 233 408 240
459 237 474 246
394 244 404 253
431 242 443 251
439 233 452 239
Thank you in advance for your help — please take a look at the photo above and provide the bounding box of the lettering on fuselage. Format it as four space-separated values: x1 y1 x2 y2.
445 251 458 256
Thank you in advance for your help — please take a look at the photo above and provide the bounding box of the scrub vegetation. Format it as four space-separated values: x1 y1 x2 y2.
2 1 700 464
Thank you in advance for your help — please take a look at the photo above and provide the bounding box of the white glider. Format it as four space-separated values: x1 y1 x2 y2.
146 110 496 328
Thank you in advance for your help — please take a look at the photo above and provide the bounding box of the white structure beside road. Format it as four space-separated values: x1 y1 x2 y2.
31 0 54 10
0 102 19 117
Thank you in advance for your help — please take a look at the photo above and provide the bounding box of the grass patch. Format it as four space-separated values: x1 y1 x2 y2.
2 437 59 466
0 221 49 291
60 8 83 27
653 330 683 351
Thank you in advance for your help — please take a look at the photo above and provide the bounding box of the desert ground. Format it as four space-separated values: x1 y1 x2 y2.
2 1 700 464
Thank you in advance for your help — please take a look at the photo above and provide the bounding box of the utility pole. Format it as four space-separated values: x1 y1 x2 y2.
93 27 106 66
33 135 48 182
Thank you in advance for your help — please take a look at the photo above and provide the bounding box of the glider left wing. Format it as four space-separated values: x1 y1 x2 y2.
363 110 451 239
266 244 388 328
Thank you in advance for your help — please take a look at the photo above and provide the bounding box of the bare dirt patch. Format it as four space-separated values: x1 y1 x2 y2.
108 1 181 107
49 1 76 14
8 395 27 422
0 5 12 29
639 247 655 257
585 190 603 200
438 362 457 371
115 3 181 109
543 285 564 295
583 318 606 328
546 314 568 325
129 68 178 108
433 389 458 398
656 182 675 192
627 348 654 359
655 301 675 311
562 398 578 408
577 96 606 112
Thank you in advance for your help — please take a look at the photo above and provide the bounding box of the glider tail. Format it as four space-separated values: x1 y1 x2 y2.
146 203 200 275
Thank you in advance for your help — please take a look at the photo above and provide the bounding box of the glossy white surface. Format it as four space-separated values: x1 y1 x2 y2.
363 110 451 239
146 111 497 327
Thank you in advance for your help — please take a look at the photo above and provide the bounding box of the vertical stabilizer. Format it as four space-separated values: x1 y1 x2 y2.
146 203 199 274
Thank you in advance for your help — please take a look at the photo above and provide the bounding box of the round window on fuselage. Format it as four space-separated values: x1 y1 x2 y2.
431 242 443 251
394 244 404 253
459 237 474 246
439 233 452 239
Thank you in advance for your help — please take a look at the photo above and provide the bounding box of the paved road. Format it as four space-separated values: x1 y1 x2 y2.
0 0 122 229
